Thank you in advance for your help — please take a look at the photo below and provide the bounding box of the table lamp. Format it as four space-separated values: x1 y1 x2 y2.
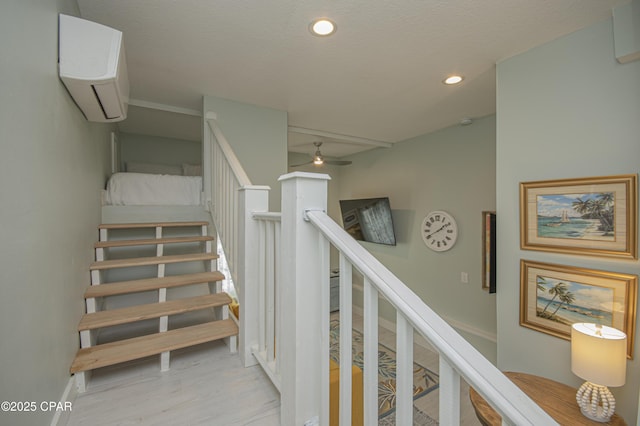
571 323 627 423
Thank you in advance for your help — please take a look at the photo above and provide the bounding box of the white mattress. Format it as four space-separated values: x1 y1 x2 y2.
104 173 202 206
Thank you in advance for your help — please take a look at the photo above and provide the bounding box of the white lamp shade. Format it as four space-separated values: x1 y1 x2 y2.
571 323 627 387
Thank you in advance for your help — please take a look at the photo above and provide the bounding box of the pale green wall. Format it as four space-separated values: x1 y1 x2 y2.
203 96 288 211
496 17 640 423
0 1 113 425
119 132 201 171
335 116 498 360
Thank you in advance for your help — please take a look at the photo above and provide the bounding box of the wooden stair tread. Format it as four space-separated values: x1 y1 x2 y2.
70 319 238 373
90 252 218 270
95 235 214 249
78 293 232 331
99 221 208 230
84 272 225 298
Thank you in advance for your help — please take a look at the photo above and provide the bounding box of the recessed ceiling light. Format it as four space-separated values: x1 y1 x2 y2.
443 75 464 85
310 18 337 36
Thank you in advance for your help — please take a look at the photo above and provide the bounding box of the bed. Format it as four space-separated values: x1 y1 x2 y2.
104 172 203 206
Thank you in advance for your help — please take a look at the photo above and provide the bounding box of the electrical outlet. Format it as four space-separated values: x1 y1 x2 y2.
460 272 469 283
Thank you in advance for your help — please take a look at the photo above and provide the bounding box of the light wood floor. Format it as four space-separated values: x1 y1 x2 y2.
62 314 483 426
63 341 280 426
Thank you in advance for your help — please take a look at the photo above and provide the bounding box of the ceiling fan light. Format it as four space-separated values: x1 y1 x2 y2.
313 155 324 165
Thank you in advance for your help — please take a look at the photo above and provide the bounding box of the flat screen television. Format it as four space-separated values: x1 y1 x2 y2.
339 197 396 246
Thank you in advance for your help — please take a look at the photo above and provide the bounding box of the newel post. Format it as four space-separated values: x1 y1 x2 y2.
237 185 270 367
279 172 331 426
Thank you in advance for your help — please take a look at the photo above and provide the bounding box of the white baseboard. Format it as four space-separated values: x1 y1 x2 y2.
50 377 78 426
351 305 437 352
441 314 497 343
351 284 497 346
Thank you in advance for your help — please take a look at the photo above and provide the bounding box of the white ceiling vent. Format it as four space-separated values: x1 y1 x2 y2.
58 14 129 123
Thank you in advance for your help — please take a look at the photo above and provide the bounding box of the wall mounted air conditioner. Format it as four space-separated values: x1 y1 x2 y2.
58 14 129 122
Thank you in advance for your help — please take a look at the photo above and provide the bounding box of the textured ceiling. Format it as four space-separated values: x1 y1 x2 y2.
77 0 627 157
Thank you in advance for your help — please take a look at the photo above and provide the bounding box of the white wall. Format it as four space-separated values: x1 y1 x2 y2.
203 96 288 211
496 16 640 423
0 1 113 425
335 115 498 360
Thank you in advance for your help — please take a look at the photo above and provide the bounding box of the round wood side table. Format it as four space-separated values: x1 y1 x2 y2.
468 372 626 425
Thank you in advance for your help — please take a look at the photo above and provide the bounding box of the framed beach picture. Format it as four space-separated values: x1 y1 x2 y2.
520 174 637 259
520 259 637 358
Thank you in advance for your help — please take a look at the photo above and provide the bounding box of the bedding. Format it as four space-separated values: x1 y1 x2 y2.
104 172 202 206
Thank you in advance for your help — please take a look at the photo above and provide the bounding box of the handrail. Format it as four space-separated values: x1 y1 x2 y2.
251 211 282 390
205 116 252 284
204 115 271 369
203 120 555 425
305 209 558 425
252 212 282 221
206 115 251 187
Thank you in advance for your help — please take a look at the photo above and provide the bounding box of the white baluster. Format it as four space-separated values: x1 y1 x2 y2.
363 277 379 426
339 255 352 426
439 357 461 425
395 313 413 426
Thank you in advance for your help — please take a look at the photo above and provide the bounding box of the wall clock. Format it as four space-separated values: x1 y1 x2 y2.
421 210 458 252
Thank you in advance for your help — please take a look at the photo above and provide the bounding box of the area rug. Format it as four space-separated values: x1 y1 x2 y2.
378 407 439 426
329 319 439 423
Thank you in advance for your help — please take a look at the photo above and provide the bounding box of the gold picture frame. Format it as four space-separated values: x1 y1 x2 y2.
520 259 637 358
520 174 637 259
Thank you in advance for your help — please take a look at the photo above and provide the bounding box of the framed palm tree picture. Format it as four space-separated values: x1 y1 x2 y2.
520 260 637 358
520 174 637 259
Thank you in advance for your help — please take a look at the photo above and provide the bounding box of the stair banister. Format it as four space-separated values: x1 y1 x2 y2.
205 114 269 368
237 186 270 367
204 114 556 425
304 205 558 425
205 113 251 188
251 211 283 387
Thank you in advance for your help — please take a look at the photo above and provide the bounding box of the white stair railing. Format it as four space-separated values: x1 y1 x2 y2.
206 114 251 282
204 113 557 425
277 172 558 426
205 115 269 367
251 211 282 388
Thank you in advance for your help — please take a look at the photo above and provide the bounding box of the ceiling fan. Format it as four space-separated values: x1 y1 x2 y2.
290 141 352 167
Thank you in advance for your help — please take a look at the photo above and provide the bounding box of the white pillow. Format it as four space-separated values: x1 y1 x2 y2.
182 163 202 176
126 162 183 175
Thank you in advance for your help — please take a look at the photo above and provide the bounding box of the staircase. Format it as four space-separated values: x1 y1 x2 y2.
70 221 238 392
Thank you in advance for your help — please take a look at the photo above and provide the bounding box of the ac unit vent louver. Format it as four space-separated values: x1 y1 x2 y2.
58 14 129 123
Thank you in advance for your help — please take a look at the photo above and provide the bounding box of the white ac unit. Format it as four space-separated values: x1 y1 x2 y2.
58 14 129 123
